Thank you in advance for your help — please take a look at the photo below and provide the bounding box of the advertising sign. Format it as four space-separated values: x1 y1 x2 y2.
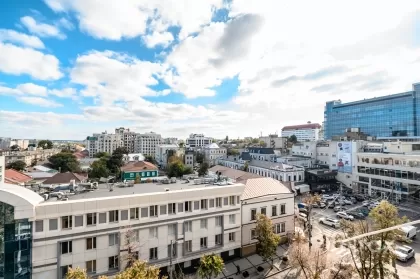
337 142 352 173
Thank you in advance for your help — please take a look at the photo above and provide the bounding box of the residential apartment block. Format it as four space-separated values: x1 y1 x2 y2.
134 133 162 157
203 143 226 166
0 137 11 150
115 127 137 153
86 132 123 158
281 123 321 141
186 134 212 148
258 135 288 151
2 149 61 166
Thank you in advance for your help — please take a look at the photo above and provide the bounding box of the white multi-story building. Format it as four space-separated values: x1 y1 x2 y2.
203 143 226 166
86 132 123 158
115 127 137 153
155 144 182 168
241 178 294 256
258 135 287 151
134 133 162 157
10 139 30 149
0 179 244 279
185 152 195 169
0 137 11 150
186 134 212 148
281 123 321 141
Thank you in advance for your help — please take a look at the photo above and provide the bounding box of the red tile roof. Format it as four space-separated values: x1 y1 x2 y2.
282 123 321 131
5 169 33 184
121 161 158 172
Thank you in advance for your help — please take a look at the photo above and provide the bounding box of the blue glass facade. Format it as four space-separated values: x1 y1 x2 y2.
0 202 32 279
324 83 420 139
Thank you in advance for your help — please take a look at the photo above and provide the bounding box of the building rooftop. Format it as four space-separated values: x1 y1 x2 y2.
209 165 263 183
282 123 321 130
5 169 32 184
247 147 275 154
42 172 88 184
242 178 292 200
204 143 220 149
44 180 243 203
24 172 55 179
121 161 158 171
249 160 303 171
33 165 56 172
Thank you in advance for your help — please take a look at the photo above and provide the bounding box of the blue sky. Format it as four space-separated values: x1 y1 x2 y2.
0 0 419 139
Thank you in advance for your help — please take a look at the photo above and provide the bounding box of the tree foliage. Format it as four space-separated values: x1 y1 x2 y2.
94 152 109 158
198 162 209 176
66 267 90 279
227 149 240 156
336 200 406 279
49 152 80 172
89 159 110 178
37 139 53 149
7 160 27 171
259 141 267 147
10 144 20 151
255 213 281 262
167 161 191 178
289 135 298 144
195 152 204 164
197 254 224 279
145 155 157 165
107 147 128 176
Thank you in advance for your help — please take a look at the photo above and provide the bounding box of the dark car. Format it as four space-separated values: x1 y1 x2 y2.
348 212 366 220
355 195 365 202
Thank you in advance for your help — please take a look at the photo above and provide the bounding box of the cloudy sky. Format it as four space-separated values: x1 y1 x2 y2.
0 0 419 140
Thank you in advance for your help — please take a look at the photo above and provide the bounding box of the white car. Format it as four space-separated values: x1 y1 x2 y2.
336 211 354 220
319 217 341 228
393 245 415 262
342 199 353 205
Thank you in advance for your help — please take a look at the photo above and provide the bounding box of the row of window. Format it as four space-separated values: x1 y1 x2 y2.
250 204 286 221
250 222 286 238
61 255 119 277
35 197 239 232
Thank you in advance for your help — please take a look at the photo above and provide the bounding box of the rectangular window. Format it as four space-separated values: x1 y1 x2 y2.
109 233 119 246
61 241 72 254
61 216 72 229
251 209 257 220
178 203 184 212
229 196 235 205
109 210 119 222
99 213 106 223
185 201 192 212
281 222 286 233
224 197 229 206
229 232 235 242
200 237 207 248
215 216 222 227
108 256 119 270
251 229 256 239
272 205 277 217
141 207 148 218
121 210 128 221
280 204 286 215
200 219 207 229
185 240 192 252
215 234 222 245
130 208 139 219
209 199 215 208
149 247 158 260
215 197 222 207
201 199 208 210
168 224 177 235
49 219 58 231
35 220 43 232
194 201 199 210
86 213 97 226
61 265 72 278
86 237 97 250
168 243 176 257
184 221 192 232
160 205 167 215
229 214 236 224
150 205 158 217
168 203 176 214
86 260 96 274
149 227 158 238
261 207 266 215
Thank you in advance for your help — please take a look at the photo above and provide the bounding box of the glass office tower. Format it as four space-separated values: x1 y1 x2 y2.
324 83 420 140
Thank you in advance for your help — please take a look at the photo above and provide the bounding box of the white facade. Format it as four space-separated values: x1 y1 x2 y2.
240 178 294 255
4 149 61 166
86 132 123 158
0 137 11 150
281 124 321 141
203 143 226 166
134 133 162 157
185 153 194 168
0 156 5 183
258 135 287 150
186 134 212 148
115 127 137 153
155 144 181 167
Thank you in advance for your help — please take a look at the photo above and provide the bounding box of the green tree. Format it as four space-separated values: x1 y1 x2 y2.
107 147 128 177
197 254 224 279
178 141 185 148
243 161 249 172
115 260 161 279
183 166 193 175
198 162 209 176
255 213 281 263
145 155 157 165
225 135 229 142
89 160 110 178
7 160 27 171
66 267 90 279
252 138 260 144
49 152 80 172
289 135 298 144
227 149 240 156
260 141 267 147
134 174 141 184
10 144 20 151
37 140 53 149
167 161 185 178
94 152 109 158
30 158 38 167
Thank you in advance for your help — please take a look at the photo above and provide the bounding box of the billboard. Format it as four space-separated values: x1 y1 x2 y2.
337 142 352 173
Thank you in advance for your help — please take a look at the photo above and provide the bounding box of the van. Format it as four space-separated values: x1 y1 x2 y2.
400 225 417 240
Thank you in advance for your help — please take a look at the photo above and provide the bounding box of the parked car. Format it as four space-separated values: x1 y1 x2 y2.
362 201 370 207
319 217 341 228
327 202 336 208
355 194 365 201
348 211 366 220
368 202 380 210
342 199 353 205
334 206 347 212
336 211 354 220
393 245 415 262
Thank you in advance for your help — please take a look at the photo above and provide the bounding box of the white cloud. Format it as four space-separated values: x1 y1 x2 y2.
44 0 224 40
0 43 62 80
17 96 63 107
20 16 66 39
16 83 48 96
49 88 77 98
70 50 166 104
0 29 44 49
143 31 174 48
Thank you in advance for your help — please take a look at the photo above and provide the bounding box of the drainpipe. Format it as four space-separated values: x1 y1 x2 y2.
240 200 243 258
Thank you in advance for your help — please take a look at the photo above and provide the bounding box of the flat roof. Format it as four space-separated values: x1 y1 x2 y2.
332 91 414 108
44 180 240 202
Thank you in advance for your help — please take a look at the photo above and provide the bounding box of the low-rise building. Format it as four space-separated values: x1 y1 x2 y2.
259 135 288 152
241 178 294 256
186 134 212 148
281 123 321 141
120 161 159 181
185 151 195 169
42 172 88 185
4 169 33 185
155 144 182 168
203 143 226 166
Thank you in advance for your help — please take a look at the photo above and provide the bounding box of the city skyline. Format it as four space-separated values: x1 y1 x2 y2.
0 1 420 140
